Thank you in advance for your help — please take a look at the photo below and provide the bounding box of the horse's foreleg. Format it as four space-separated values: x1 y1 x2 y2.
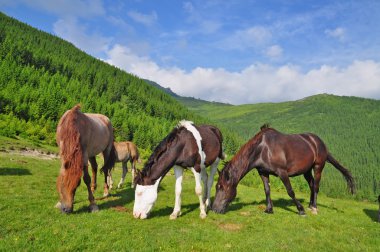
131 160 136 188
89 157 98 193
303 170 316 212
191 167 207 219
117 162 127 189
107 169 114 190
206 158 220 209
278 170 305 215
83 164 98 212
259 171 273 214
170 166 183 220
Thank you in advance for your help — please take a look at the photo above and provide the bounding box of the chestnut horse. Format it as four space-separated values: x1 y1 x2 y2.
213 124 355 215
108 141 140 189
55 105 115 213
133 120 225 219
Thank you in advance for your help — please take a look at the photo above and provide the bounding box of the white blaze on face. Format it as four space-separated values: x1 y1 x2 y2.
133 177 161 219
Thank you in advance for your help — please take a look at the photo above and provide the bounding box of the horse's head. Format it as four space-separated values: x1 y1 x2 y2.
212 162 237 214
56 160 82 214
133 171 161 219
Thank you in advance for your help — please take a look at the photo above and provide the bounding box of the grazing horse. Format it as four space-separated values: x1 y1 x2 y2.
108 141 140 189
55 105 115 213
212 124 355 215
133 120 225 219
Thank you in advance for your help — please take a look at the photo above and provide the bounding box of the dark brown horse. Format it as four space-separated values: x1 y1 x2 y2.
212 125 355 215
55 105 115 213
108 141 141 189
133 120 225 219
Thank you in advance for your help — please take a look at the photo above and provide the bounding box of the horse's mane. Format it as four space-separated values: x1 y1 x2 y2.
140 126 183 178
57 104 83 188
229 124 273 173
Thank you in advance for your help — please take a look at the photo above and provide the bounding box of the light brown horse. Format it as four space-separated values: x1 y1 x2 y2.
108 141 141 189
55 105 115 213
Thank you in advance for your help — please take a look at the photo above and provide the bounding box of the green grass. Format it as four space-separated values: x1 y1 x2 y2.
0 139 379 251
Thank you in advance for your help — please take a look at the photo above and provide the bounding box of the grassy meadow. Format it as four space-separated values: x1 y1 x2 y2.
0 138 379 251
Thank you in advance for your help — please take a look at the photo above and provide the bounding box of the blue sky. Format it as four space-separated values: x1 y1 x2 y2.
1 0 380 104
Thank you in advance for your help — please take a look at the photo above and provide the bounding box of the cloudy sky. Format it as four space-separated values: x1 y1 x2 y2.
1 0 380 104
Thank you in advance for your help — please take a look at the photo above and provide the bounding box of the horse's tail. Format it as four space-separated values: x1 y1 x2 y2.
58 104 84 188
326 153 355 194
101 143 116 174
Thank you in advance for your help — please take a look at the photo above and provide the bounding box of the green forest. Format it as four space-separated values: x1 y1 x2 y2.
0 12 379 200
0 12 241 154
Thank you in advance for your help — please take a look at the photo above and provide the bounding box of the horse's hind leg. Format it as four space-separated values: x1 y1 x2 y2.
191 167 207 219
89 157 98 193
303 170 316 213
170 166 183 220
83 164 98 212
259 171 273 214
278 170 305 215
117 161 128 189
205 158 220 209
311 163 325 214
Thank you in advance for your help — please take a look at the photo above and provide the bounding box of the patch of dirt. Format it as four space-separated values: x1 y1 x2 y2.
257 205 266 211
111 206 131 213
218 223 243 232
239 211 251 216
4 148 58 160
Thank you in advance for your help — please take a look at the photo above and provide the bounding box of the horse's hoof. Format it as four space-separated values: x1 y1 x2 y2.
55 202 62 209
200 212 207 219
89 204 99 213
310 207 318 215
103 193 110 197
264 209 274 214
299 211 306 216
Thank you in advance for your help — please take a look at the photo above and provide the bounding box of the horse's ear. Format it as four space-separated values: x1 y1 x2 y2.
134 169 142 185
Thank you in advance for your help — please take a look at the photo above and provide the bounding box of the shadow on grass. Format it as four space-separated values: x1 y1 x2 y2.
74 185 135 214
0 167 32 176
225 197 342 214
363 208 380 222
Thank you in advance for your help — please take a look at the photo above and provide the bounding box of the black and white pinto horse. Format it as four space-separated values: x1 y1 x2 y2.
133 120 225 219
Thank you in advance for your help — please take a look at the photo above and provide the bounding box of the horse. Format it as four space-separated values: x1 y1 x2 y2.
133 120 225 219
107 141 141 189
55 105 116 213
212 124 355 215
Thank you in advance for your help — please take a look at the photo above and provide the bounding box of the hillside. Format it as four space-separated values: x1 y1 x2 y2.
0 12 241 152
177 93 380 200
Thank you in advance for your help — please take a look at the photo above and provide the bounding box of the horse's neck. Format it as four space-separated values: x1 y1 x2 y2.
144 150 177 185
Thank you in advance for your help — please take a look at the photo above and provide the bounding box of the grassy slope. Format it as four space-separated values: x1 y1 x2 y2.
177 94 380 200
0 144 379 251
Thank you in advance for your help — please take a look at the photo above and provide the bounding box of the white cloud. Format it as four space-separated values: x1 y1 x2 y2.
266 45 283 58
325 27 346 41
127 10 158 26
105 44 380 104
53 17 112 55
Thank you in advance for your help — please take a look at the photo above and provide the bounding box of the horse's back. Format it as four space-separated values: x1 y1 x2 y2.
196 125 223 165
262 130 326 175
